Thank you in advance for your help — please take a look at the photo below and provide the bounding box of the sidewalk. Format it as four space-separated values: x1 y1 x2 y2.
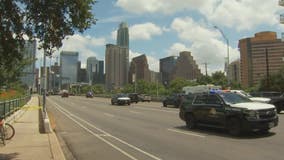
0 95 65 160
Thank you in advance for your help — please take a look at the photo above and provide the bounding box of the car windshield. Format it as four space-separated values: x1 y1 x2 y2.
219 92 252 104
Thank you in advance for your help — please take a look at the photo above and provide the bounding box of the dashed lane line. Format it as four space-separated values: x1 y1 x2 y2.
167 129 206 138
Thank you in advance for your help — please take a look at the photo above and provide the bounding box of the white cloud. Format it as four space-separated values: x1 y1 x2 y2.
116 0 206 15
116 0 281 31
111 22 163 41
129 23 163 40
167 43 190 56
170 17 239 75
202 0 280 31
36 34 106 68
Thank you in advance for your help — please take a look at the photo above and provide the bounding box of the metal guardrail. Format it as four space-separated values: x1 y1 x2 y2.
0 96 31 119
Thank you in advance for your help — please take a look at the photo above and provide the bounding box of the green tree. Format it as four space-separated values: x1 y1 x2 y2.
168 78 197 94
211 71 228 87
196 75 212 85
258 66 284 92
0 0 97 86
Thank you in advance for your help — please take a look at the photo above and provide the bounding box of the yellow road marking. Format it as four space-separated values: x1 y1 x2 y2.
21 106 42 110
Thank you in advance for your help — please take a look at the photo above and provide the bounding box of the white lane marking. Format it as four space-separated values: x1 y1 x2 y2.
129 111 141 114
134 106 178 113
48 99 162 160
104 113 115 117
50 101 138 160
167 129 206 138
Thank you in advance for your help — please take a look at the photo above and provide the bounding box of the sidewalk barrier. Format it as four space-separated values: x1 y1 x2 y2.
0 96 31 119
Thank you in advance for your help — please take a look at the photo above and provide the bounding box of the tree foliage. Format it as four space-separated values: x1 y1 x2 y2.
0 0 97 86
258 66 284 92
211 71 228 87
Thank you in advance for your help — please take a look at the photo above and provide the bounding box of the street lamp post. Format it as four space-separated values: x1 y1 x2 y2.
214 26 230 85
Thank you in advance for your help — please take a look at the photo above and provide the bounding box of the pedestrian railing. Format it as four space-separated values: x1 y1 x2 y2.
0 96 31 119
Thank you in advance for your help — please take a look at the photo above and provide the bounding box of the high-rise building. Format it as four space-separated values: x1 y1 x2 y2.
117 22 129 48
60 51 79 89
105 44 129 90
228 59 240 83
50 62 60 92
160 56 178 86
171 51 201 80
239 31 284 87
86 57 104 85
20 40 36 91
129 54 150 83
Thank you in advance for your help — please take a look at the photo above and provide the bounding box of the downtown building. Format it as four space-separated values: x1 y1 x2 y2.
239 31 284 87
86 57 104 85
228 59 241 83
160 56 178 86
160 51 201 85
171 51 201 81
105 22 129 91
20 40 37 92
60 51 79 89
129 54 151 83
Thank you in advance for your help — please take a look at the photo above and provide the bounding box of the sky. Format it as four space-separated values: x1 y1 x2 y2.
36 0 284 75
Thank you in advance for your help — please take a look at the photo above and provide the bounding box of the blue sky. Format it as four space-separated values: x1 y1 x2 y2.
37 0 284 75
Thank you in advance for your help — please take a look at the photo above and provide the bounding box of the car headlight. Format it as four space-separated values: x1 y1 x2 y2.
244 109 259 120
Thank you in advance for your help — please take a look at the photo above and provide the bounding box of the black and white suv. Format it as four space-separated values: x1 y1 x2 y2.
179 92 278 136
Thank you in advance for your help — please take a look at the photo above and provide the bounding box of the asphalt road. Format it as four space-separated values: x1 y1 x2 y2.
46 96 284 160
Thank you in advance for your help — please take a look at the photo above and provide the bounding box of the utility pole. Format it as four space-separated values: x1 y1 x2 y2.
43 51 47 113
203 62 208 76
265 48 270 90
214 25 230 85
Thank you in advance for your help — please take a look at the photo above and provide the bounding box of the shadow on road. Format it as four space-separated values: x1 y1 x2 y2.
173 125 276 139
0 153 19 160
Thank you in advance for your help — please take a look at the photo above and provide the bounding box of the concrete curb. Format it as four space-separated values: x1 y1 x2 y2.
38 96 66 160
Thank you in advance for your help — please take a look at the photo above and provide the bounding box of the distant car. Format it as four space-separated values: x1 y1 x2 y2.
163 93 184 108
86 91 94 98
128 93 139 103
139 94 151 102
111 93 131 105
61 90 69 98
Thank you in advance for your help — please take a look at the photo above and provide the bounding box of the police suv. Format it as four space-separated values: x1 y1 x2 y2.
179 91 278 136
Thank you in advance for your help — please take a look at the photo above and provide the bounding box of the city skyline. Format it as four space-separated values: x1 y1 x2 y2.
35 0 284 75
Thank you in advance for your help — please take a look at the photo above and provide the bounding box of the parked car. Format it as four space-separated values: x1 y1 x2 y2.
86 91 94 98
179 92 278 136
250 91 284 113
111 93 131 105
138 94 151 102
163 93 184 108
128 93 139 103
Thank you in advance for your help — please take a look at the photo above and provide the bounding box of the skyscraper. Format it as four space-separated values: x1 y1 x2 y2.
171 51 201 80
60 51 79 89
20 40 36 91
228 59 240 83
105 44 129 90
129 54 151 83
160 56 178 86
87 57 104 85
105 22 130 91
239 31 284 87
117 22 129 48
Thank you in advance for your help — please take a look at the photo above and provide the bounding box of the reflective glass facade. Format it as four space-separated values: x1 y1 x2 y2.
60 51 79 87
